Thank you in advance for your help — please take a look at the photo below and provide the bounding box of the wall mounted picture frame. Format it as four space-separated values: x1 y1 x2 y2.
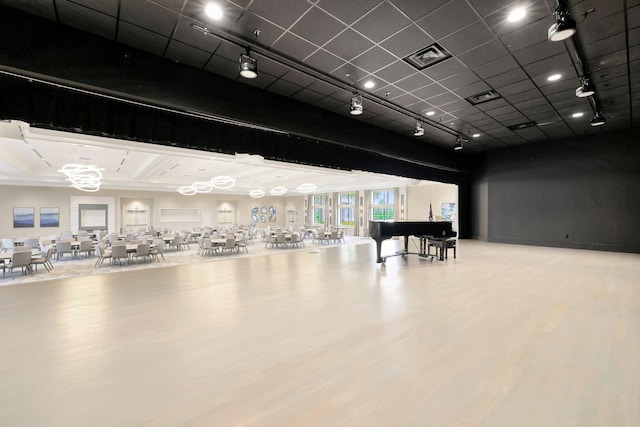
13 207 35 228
40 207 60 227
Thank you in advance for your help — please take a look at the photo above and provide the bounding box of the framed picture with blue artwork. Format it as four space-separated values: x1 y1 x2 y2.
13 207 35 228
40 207 60 227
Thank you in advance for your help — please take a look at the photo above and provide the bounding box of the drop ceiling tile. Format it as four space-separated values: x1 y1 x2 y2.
582 33 626 59
427 91 460 106
501 18 548 52
231 12 286 47
352 46 398 74
148 0 189 9
391 92 422 106
394 73 431 92
281 69 316 88
374 60 418 84
439 21 495 56
165 40 211 68
118 21 168 55
579 12 625 45
291 88 326 104
496 79 537 97
440 70 480 91
416 0 479 40
256 56 290 78
512 39 566 66
484 67 528 88
453 81 492 98
271 32 318 62
524 53 573 79
391 0 447 20
631 27 640 47
120 0 178 36
290 6 346 46
324 28 374 61
352 2 411 43
314 96 344 111
317 0 384 25
183 1 243 29
439 99 469 113
69 0 118 16
380 24 435 59
57 0 117 39
458 39 510 68
248 0 312 28
473 54 520 79
204 55 238 80
304 49 345 74
466 0 514 18
214 39 243 62
421 58 467 81
502 88 544 104
330 63 368 84
0 0 57 20
307 80 339 97
483 3 549 36
267 79 303 97
412 83 447 100
241 71 278 89
172 17 221 52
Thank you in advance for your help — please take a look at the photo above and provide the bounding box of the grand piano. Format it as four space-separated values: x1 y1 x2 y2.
369 221 457 264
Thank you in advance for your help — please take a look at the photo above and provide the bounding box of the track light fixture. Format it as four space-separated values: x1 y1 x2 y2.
548 3 576 42
454 137 464 151
350 93 363 115
413 121 424 137
576 76 595 98
590 112 606 127
239 47 258 79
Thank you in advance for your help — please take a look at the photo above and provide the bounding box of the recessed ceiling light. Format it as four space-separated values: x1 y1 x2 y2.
426 111 435 116
205 3 223 20
547 74 562 82
472 133 480 138
507 7 527 22
363 80 375 89
572 112 584 118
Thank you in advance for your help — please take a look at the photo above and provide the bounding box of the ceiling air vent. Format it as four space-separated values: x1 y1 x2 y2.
404 43 452 70
466 90 501 105
507 121 538 130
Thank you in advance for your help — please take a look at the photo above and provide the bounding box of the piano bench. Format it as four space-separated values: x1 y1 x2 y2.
443 239 456 259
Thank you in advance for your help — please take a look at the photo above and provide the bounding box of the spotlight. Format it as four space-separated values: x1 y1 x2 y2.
239 47 257 79
575 77 595 98
350 93 363 116
590 112 606 127
413 121 424 137
454 137 464 151
548 5 576 41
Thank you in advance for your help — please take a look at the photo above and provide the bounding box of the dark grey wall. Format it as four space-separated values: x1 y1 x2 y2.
471 152 488 241
471 128 640 253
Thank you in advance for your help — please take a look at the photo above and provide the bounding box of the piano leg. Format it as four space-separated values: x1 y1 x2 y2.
375 240 383 264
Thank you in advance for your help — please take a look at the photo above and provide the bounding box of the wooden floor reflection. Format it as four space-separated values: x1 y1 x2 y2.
1 239 638 426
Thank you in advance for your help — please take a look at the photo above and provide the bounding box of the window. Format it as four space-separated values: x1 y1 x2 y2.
312 195 325 225
371 190 395 221
338 192 355 226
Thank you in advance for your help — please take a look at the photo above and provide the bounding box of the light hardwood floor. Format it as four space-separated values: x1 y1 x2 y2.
0 239 638 427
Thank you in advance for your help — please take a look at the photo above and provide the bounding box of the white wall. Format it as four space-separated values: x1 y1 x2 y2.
406 183 459 231
0 185 307 238
0 183 457 238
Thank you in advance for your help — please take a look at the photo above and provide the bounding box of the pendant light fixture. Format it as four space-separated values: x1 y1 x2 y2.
548 1 576 42
350 93 363 116
413 121 424 137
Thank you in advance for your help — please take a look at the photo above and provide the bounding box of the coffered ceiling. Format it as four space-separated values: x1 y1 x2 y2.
0 0 638 156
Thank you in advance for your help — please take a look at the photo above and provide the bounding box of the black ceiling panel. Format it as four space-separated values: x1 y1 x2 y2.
0 0 635 160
